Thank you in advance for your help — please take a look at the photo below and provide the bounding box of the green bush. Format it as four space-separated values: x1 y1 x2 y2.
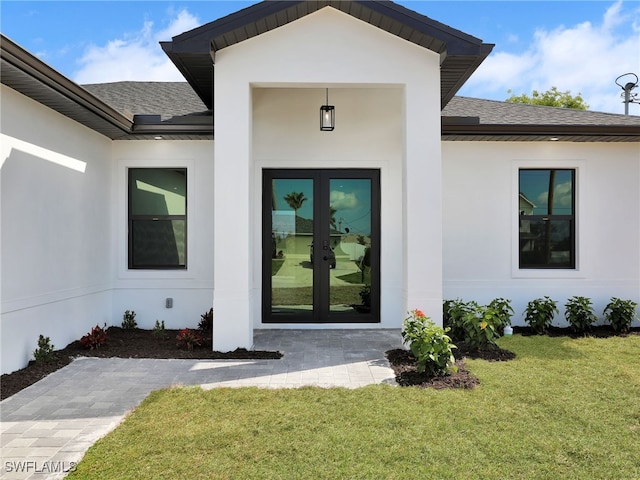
488 297 514 335
603 297 638 334
443 299 475 341
198 308 213 332
33 334 56 363
152 320 166 339
401 309 457 377
524 296 558 334
445 299 506 350
121 310 137 329
564 296 597 334
460 304 502 350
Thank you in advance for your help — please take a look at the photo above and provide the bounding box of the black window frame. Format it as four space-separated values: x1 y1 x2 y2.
518 168 575 270
128 168 187 270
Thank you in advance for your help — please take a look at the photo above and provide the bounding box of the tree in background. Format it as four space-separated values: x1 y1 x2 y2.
283 192 307 216
506 86 589 110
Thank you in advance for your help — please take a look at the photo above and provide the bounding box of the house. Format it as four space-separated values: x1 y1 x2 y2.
2 0 639 375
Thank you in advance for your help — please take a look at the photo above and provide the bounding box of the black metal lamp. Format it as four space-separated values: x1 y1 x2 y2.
320 89 335 131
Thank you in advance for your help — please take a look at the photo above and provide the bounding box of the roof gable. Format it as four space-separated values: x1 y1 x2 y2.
160 0 494 110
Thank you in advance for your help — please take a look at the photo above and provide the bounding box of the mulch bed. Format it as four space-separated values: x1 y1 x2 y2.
0 327 282 401
386 343 516 389
3 325 637 399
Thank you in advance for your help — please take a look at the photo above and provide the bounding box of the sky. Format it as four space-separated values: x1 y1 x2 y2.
2 0 639 115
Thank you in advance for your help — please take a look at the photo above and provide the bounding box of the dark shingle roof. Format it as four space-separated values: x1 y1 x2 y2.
80 81 640 141
83 82 208 121
443 96 640 126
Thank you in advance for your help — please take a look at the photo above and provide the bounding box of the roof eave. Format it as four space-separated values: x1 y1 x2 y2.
1 34 133 139
441 122 640 142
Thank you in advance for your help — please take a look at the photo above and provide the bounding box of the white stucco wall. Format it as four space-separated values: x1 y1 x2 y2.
213 6 442 348
442 140 640 326
111 141 215 330
1 85 113 374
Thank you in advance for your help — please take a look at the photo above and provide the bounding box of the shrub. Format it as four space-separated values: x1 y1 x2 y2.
176 328 202 351
401 309 457 377
445 299 503 349
33 334 56 363
359 285 371 308
198 308 213 332
152 320 166 339
524 296 558 334
488 298 514 335
443 299 475 341
564 296 597 334
80 324 107 350
460 303 502 350
603 297 638 334
121 310 137 329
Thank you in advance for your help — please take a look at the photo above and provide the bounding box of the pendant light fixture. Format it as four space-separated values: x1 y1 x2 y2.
320 88 335 131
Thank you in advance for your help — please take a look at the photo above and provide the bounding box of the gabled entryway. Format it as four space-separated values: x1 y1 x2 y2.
263 169 380 323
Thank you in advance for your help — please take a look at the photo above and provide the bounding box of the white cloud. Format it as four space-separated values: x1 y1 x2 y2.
330 191 359 210
461 1 640 115
72 9 200 84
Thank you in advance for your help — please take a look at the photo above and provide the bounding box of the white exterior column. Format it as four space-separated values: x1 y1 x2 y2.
403 85 443 324
212 75 253 351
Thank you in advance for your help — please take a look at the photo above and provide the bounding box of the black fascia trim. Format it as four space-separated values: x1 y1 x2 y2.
441 123 640 137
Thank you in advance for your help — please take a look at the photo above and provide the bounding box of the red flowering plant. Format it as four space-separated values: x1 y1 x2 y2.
401 309 457 377
176 328 202 351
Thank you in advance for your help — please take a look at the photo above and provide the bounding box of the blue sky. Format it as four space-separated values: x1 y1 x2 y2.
2 1 639 115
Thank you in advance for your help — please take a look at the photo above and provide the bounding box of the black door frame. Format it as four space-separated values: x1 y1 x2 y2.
262 169 380 323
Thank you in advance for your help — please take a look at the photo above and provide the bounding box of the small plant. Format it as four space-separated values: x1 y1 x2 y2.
359 285 371 308
460 303 502 350
33 334 56 363
121 310 137 329
603 297 638 334
176 328 202 351
488 298 514 335
443 298 475 341
564 296 597 335
524 296 558 334
80 324 107 350
152 320 166 339
198 308 213 332
401 309 457 377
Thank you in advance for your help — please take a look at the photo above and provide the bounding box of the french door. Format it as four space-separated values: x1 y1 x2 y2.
262 169 380 323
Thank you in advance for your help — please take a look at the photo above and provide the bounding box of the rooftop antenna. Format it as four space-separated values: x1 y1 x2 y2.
615 73 639 115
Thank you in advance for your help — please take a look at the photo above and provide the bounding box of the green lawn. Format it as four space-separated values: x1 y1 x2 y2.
68 335 640 480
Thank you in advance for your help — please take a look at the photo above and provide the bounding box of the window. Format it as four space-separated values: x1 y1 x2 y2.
519 169 575 269
128 168 187 269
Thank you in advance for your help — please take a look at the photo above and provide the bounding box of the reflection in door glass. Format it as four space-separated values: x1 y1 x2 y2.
329 179 372 314
270 179 314 315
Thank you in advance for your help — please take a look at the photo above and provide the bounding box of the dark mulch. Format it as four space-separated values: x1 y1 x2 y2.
513 325 640 338
1 327 282 401
386 342 516 389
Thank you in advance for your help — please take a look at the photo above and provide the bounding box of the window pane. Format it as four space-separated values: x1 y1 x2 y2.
270 179 314 313
130 169 186 216
519 219 572 268
131 220 186 268
519 169 573 215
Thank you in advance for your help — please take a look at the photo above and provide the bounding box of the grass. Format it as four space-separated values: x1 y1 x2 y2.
272 285 364 306
271 258 285 276
68 335 640 480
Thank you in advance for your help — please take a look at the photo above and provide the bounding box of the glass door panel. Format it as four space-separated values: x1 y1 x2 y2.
269 178 314 317
263 170 379 323
328 178 372 315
